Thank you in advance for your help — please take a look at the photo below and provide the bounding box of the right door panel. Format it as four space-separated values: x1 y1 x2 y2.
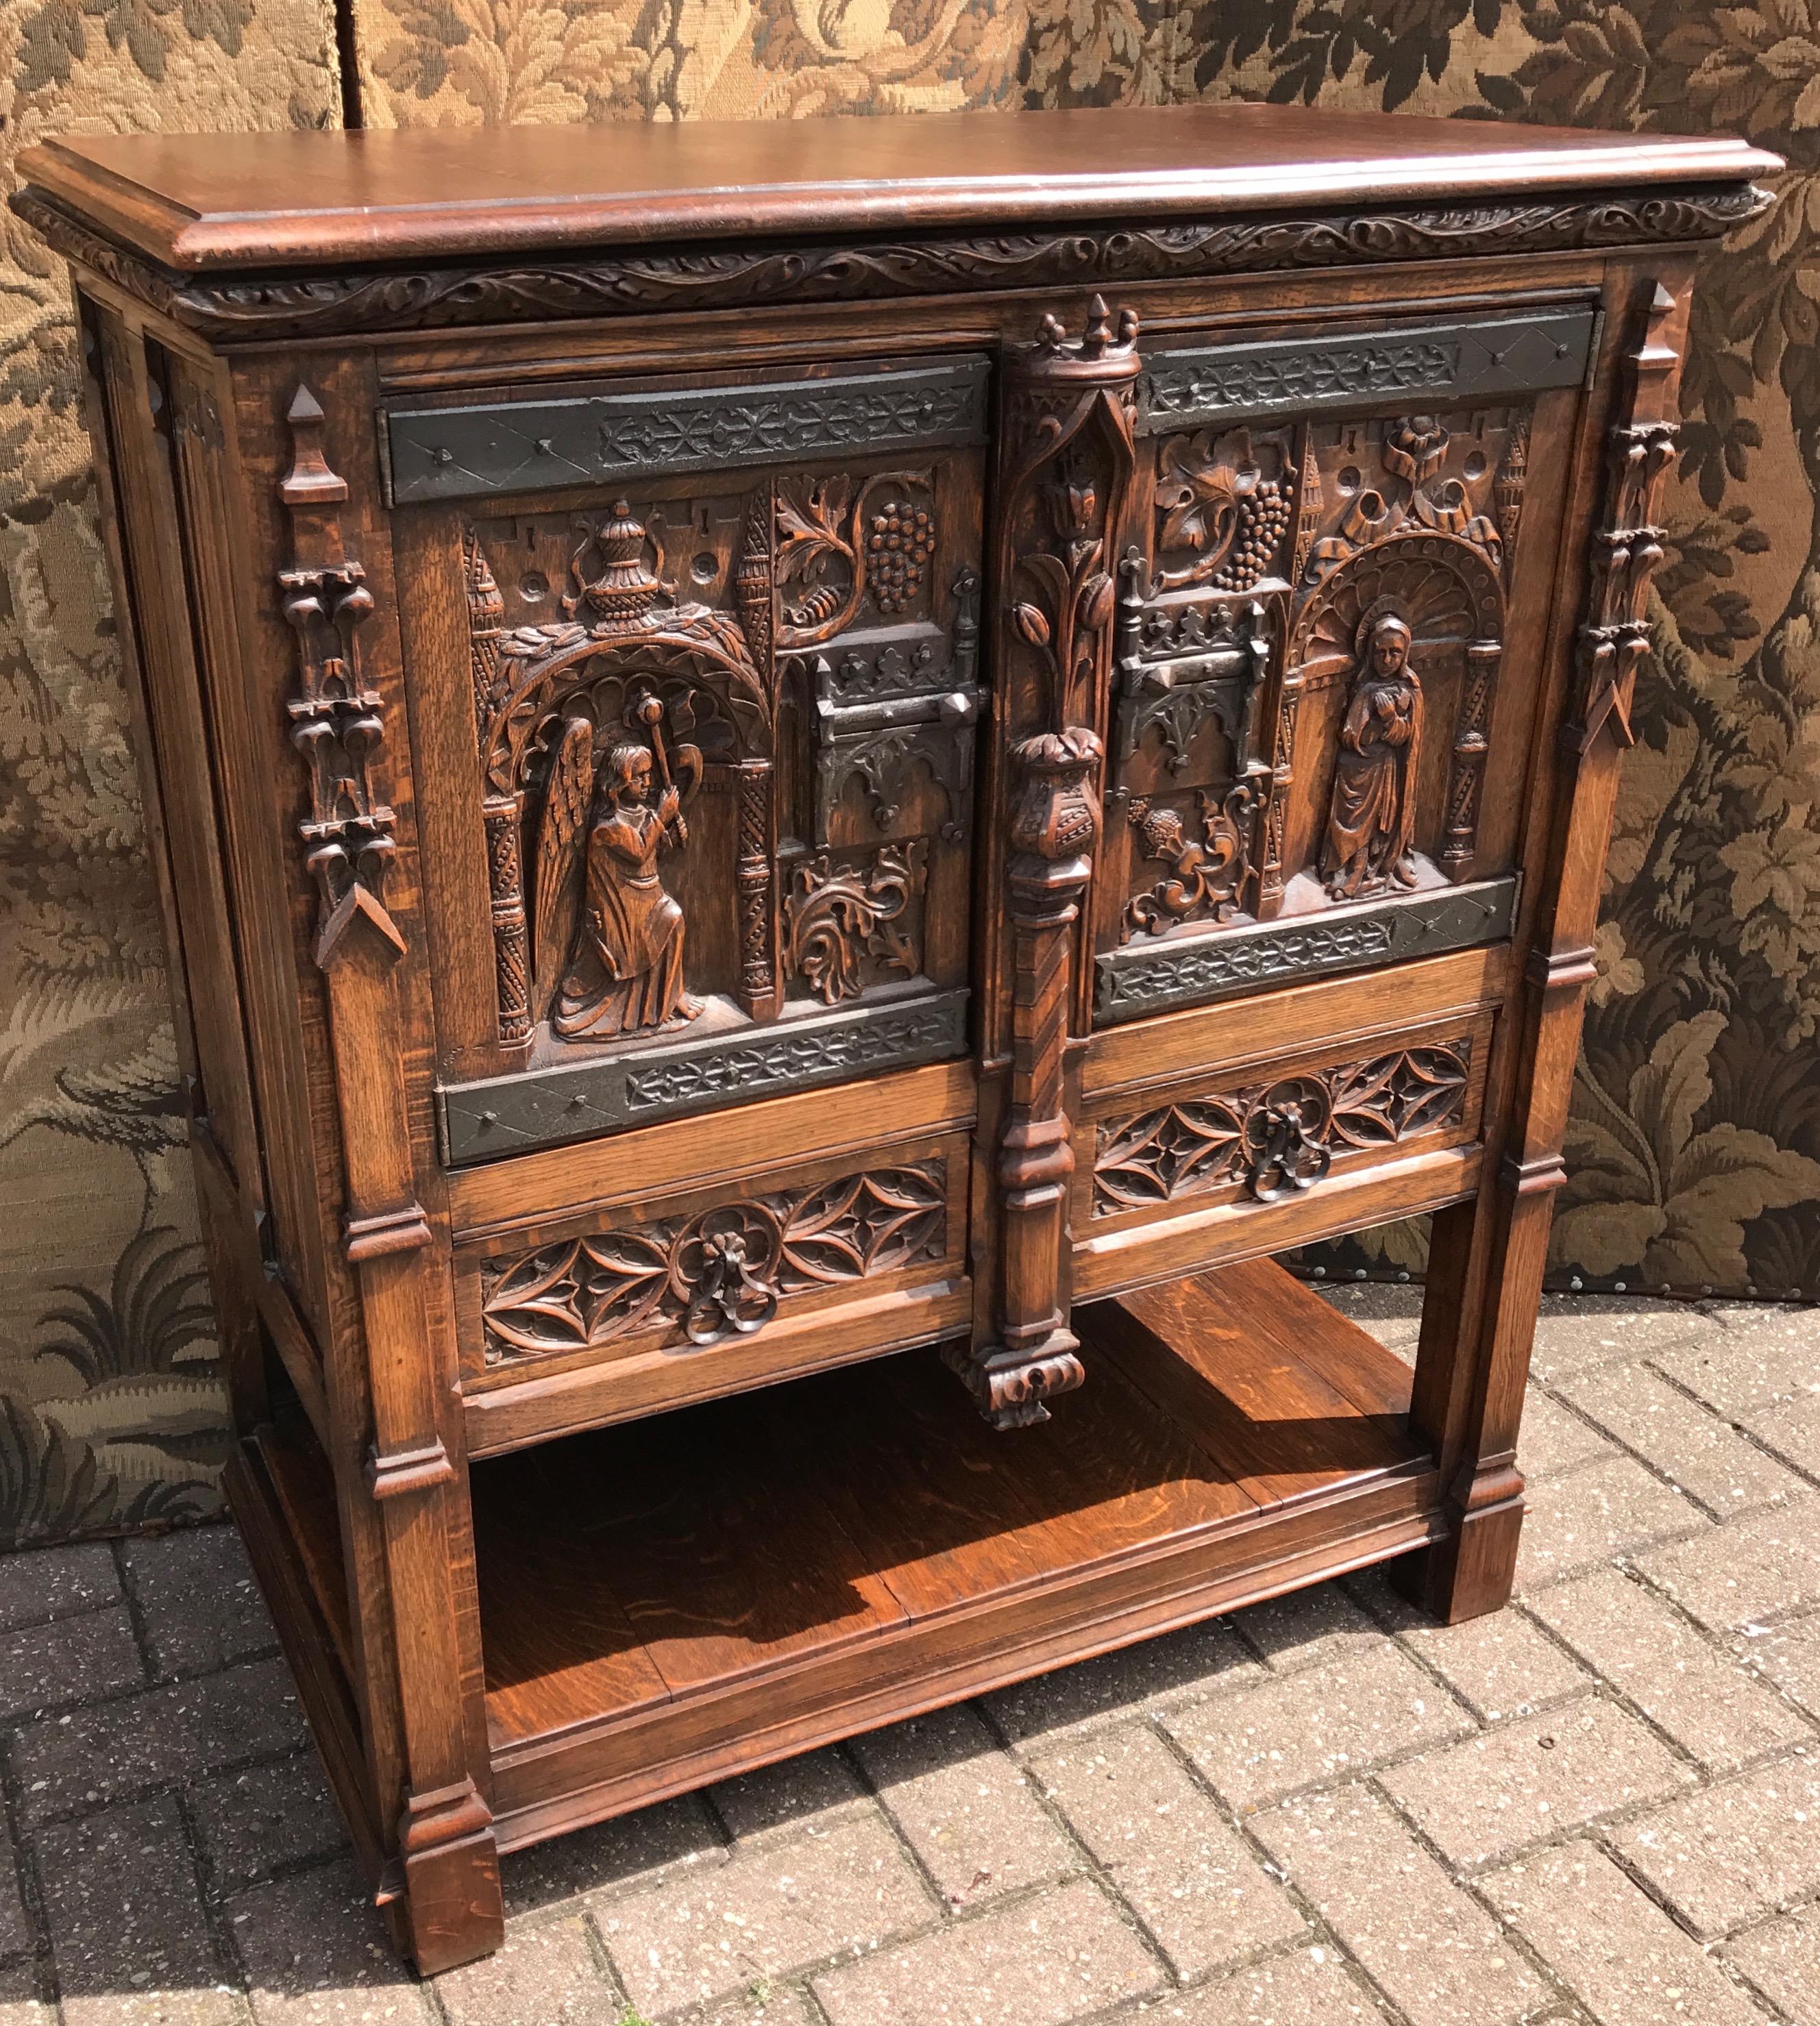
1092 299 1593 1028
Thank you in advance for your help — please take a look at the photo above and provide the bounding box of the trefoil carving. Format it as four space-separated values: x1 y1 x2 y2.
1093 1041 1473 1215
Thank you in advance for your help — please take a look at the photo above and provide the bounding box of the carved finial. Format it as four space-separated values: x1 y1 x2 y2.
1032 299 1141 362
280 384 349 513
565 500 665 624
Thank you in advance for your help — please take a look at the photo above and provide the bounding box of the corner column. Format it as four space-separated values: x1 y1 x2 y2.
1401 275 1691 1621
278 388 504 1966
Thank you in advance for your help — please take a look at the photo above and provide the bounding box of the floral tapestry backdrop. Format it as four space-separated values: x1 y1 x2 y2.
1 1 1814 1547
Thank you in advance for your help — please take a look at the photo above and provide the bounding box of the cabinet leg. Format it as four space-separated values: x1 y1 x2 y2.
1402 1184 1547 1624
397 1779 504 1975
1392 1459 1526 1624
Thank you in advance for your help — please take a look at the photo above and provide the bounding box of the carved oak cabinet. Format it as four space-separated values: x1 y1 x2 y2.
16 106 1777 1971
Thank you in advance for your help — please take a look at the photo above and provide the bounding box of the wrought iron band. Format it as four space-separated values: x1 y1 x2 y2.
440 987 969 1163
1138 308 1597 432
384 360 989 504
1094 875 1520 1024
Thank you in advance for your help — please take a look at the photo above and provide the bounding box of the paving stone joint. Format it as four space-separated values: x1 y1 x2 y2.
0 1292 1815 2026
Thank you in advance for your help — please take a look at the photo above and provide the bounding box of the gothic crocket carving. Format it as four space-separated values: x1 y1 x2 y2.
1578 285 1682 752
278 386 399 968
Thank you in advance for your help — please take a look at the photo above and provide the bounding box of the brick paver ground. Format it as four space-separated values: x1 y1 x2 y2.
1 1292 1817 2025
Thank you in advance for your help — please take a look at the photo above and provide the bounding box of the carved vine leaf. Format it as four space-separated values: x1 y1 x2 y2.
775 478 854 586
1156 435 1242 565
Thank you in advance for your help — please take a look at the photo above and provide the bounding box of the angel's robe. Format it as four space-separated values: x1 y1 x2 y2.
1321 674 1421 900
553 800 689 1038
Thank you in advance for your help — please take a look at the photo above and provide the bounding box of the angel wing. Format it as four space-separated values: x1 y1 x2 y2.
530 717 593 1025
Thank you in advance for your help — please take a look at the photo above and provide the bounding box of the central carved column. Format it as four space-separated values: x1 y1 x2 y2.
950 297 1140 1428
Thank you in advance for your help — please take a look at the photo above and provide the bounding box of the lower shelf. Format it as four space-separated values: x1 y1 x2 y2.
465 1255 1444 1846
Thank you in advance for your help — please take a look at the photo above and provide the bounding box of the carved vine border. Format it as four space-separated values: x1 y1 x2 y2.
12 186 1773 343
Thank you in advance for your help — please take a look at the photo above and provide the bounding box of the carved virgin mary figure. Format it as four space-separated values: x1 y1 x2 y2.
532 708 704 1041
1320 610 1423 901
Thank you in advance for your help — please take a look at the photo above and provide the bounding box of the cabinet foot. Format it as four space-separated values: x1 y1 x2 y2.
1393 1466 1525 1625
397 1779 505 1975
944 1334 1085 1429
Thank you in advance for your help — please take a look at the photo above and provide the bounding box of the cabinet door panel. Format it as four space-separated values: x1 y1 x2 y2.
387 354 988 1162
1091 301 1591 1029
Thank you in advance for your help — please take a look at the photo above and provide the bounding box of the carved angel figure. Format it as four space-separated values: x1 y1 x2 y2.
532 700 704 1041
1321 612 1423 902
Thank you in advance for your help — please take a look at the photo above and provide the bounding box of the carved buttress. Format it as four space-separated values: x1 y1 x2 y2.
278 386 401 967
1579 284 1682 752
955 295 1140 1430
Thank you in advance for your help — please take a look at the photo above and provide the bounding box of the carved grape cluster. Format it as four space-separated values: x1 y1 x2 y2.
1210 478 1293 592
867 504 936 613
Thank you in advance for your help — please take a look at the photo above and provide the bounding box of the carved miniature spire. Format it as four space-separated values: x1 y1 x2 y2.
1293 433 1325 584
463 527 505 748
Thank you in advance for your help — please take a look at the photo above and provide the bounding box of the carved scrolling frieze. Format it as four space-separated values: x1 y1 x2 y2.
277 386 401 968
38 186 1766 343
385 359 989 504
479 1161 946 1362
1093 1039 1474 1216
1138 308 1595 434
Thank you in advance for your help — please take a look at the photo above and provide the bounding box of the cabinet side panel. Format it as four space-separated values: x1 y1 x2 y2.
156 341 339 1364
88 310 267 1235
72 295 200 1122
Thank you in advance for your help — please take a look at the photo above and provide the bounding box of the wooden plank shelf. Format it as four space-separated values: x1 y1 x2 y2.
238 1257 1444 1852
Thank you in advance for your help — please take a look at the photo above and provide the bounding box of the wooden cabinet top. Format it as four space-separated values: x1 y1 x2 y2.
16 103 1778 274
